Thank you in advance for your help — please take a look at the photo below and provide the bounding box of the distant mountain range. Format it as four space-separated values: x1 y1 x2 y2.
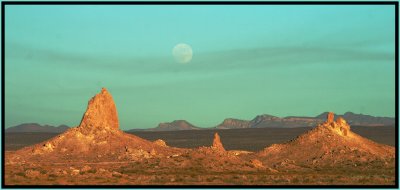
128 112 394 131
128 120 201 132
7 112 395 133
215 112 395 129
5 123 70 133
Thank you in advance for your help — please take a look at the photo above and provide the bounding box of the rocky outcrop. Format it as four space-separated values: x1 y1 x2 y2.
78 88 119 133
320 112 350 137
211 133 225 152
250 159 264 169
9 88 183 162
327 112 335 123
259 112 395 167
336 117 350 136
154 139 167 147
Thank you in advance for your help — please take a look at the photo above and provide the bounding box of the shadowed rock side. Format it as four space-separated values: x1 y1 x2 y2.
258 112 395 168
6 88 183 163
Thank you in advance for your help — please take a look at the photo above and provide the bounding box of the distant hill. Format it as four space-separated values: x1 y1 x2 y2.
6 123 70 133
215 112 395 129
128 120 202 132
215 118 252 129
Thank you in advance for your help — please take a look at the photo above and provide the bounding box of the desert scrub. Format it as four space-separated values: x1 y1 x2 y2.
303 177 311 183
291 177 300 184
86 169 96 174
15 172 25 177
205 176 218 182
39 169 47 174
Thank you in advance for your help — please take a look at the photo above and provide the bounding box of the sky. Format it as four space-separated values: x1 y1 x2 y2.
5 5 395 130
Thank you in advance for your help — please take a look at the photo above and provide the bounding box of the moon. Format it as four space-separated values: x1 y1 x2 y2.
172 43 193 64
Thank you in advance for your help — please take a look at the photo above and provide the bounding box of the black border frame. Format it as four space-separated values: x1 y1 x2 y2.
1 1 398 189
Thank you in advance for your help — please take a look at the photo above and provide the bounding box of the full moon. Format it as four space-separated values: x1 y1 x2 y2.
172 43 193 64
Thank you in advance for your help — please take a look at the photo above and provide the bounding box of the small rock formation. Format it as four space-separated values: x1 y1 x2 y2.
211 133 225 152
260 111 395 166
25 170 40 178
323 112 350 136
78 88 119 132
250 159 264 168
81 165 92 172
154 139 167 147
336 117 350 136
327 112 335 123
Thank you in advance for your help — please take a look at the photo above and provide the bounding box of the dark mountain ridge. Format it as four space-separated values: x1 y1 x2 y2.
6 123 69 133
9 112 394 132
128 120 201 132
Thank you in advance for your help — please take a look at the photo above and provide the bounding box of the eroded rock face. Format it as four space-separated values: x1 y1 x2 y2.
336 117 350 136
322 112 350 136
78 88 119 131
212 133 225 152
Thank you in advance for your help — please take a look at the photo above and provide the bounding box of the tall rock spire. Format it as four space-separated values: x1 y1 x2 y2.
212 132 226 152
78 88 119 131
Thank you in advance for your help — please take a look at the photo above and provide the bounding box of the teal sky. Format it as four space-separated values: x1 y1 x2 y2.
5 5 395 129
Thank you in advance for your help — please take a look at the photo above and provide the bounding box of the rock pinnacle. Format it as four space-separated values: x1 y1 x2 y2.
327 112 335 123
212 132 226 152
78 88 119 131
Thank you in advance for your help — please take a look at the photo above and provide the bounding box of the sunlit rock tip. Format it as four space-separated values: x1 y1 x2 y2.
79 88 119 131
101 87 109 93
